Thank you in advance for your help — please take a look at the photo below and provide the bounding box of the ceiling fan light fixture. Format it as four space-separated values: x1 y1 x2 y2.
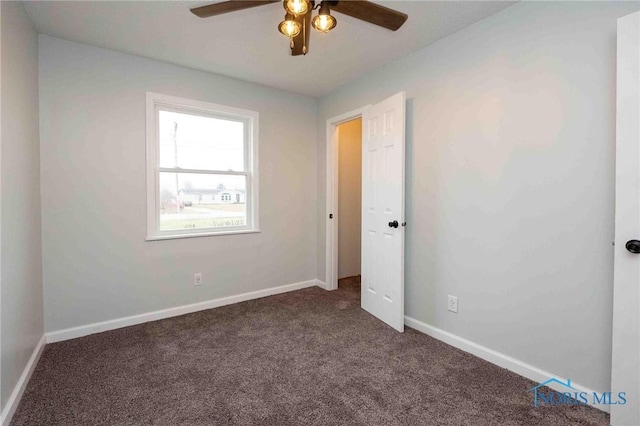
284 0 310 17
311 2 336 33
278 12 301 38
190 0 408 57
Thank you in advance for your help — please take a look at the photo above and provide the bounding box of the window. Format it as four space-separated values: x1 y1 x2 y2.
146 92 259 240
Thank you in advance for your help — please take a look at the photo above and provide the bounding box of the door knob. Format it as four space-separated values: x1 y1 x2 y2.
388 220 399 228
626 240 640 253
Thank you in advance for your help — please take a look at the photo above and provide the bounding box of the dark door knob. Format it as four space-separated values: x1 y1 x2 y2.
388 220 399 228
626 240 640 253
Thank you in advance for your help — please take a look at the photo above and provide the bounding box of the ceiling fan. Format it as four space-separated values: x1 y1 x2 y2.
190 0 408 56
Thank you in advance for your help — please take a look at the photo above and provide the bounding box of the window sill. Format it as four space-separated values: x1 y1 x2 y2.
146 229 261 241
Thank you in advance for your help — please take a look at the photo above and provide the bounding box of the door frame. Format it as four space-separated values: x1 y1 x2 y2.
325 106 370 291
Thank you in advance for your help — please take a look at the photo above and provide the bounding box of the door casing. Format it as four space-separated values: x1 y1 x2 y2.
325 106 370 291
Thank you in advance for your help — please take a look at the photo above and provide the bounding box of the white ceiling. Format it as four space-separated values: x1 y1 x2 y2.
24 1 515 98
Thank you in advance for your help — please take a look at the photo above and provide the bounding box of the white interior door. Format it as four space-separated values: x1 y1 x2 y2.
611 11 640 426
361 92 406 332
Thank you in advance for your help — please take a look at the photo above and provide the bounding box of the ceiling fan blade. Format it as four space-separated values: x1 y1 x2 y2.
331 0 407 31
291 11 312 56
190 1 278 18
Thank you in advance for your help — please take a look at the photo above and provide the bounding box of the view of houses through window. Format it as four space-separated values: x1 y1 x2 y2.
159 172 247 230
156 108 250 233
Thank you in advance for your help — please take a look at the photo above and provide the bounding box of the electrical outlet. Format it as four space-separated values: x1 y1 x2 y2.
448 295 458 313
194 273 202 286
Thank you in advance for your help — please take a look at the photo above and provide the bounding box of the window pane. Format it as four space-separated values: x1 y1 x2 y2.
159 110 245 171
159 172 247 231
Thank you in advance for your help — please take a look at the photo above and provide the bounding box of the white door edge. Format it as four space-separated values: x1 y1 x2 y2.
611 10 640 426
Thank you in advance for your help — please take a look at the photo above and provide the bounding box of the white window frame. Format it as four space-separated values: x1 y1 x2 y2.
146 92 259 240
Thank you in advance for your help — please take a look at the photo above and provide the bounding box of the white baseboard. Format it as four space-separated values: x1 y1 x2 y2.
315 279 329 290
1 335 46 426
404 316 608 413
47 279 318 343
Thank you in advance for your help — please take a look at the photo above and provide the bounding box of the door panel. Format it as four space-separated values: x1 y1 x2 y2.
611 11 640 426
361 92 406 332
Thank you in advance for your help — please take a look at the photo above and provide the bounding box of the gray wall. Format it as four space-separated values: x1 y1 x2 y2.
39 36 317 333
1 1 43 411
317 1 640 393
